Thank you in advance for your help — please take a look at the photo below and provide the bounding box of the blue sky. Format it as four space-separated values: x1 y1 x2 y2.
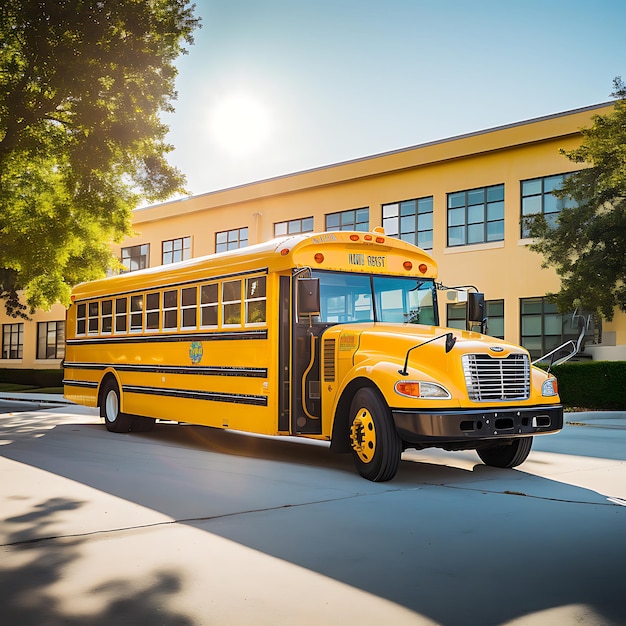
162 0 626 198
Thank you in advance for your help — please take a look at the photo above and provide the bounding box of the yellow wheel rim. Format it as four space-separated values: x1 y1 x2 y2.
350 407 376 463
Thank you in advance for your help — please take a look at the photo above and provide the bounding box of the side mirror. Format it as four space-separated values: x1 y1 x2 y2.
467 292 485 324
297 278 320 316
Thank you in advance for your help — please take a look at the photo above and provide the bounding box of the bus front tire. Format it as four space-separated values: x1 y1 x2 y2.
476 436 533 468
100 380 133 433
349 387 402 482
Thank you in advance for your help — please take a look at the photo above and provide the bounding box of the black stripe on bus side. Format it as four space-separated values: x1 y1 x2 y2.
64 362 268 378
62 379 99 389
66 329 268 345
73 267 269 303
122 384 268 407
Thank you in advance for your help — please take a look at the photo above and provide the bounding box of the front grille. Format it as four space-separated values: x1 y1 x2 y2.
462 353 530 402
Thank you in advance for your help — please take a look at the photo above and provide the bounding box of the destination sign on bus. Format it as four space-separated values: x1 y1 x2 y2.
348 253 386 268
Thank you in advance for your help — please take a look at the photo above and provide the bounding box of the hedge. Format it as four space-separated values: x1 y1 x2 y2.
552 361 626 410
0 368 64 388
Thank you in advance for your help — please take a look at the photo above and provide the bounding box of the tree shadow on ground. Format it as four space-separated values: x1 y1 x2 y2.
1 497 193 626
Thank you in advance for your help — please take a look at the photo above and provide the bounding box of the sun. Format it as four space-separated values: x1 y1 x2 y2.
209 93 272 157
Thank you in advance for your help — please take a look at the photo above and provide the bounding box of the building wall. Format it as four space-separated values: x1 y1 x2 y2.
3 102 624 369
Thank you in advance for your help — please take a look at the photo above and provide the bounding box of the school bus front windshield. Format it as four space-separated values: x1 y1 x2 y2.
313 270 438 326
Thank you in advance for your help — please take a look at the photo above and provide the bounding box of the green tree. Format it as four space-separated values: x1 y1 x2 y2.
0 0 200 315
526 77 626 321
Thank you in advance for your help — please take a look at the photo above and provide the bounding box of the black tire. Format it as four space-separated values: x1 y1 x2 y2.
100 379 133 433
476 436 533 468
131 415 156 432
349 387 402 482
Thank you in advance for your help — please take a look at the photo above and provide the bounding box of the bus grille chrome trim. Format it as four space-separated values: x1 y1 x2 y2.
462 354 530 402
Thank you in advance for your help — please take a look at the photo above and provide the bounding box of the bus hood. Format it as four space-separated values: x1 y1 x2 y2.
327 323 528 369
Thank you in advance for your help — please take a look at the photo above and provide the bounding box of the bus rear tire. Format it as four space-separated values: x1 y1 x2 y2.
476 436 533 468
100 379 133 433
349 387 402 482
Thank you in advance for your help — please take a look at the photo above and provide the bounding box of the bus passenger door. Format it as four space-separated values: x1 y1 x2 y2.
280 276 328 435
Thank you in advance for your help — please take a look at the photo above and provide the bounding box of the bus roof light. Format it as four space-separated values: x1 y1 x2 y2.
314 253 324 264
418 263 428 274
403 261 413 271
375 237 385 244
280 248 290 256
364 234 372 241
350 234 360 241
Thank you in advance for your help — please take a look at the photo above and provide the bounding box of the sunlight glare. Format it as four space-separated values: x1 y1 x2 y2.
209 93 272 157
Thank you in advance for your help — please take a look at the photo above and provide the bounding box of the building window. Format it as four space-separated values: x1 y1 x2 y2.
447 184 504 247
121 244 149 272
274 217 314 237
216 227 248 253
447 300 504 338
2 323 24 359
162 237 191 265
520 297 580 360
37 321 66 360
382 197 433 249
520 173 576 238
325 208 369 232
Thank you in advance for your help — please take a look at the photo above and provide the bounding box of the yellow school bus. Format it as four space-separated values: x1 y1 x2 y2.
64 230 563 481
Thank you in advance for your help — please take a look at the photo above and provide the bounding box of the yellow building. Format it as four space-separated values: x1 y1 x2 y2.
2 101 625 370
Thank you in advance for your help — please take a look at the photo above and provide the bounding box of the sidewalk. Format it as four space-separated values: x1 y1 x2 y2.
0 392 75 406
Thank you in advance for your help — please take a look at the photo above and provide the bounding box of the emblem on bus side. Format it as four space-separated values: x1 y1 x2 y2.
189 341 203 364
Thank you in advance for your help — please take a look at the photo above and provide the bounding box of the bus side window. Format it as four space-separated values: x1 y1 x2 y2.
101 299 113 334
222 280 241 326
181 287 197 329
163 289 178 330
130 295 143 333
76 303 87 335
200 283 218 327
115 298 127 333
146 292 160 331
88 301 99 335
245 276 266 324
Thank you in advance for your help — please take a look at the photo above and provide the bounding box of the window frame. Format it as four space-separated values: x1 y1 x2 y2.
325 207 369 232
162 236 192 265
447 184 505 247
382 196 434 250
2 323 24 360
215 227 248 253
520 173 576 238
121 243 150 273
36 321 66 360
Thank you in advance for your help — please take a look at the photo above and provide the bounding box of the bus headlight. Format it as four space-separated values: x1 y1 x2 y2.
542 378 558 397
395 381 451 399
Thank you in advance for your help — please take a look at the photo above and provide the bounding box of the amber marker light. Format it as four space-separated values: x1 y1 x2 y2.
314 253 324 263
280 248 290 256
375 236 385 243
395 381 421 397
403 261 413 271
350 234 360 241
364 234 372 241
418 263 428 274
